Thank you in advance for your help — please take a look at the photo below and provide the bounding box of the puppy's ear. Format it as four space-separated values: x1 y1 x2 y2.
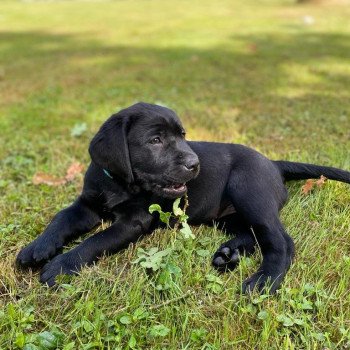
89 114 134 183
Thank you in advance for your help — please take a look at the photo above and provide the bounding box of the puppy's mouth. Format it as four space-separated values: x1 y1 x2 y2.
157 183 187 196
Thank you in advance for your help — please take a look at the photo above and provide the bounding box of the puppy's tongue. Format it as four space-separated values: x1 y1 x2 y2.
170 183 186 190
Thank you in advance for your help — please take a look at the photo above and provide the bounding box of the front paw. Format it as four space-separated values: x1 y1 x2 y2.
40 253 82 287
16 236 63 268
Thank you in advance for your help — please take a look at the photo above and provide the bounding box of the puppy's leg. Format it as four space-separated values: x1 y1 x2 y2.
282 230 295 271
242 221 290 294
16 197 100 268
40 209 154 286
212 215 256 271
226 169 294 294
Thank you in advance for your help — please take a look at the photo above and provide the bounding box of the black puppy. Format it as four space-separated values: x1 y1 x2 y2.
16 102 350 293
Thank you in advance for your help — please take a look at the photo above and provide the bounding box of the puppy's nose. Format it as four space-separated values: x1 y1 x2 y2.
184 157 199 172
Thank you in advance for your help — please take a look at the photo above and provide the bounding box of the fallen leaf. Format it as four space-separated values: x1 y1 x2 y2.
65 162 84 181
32 172 67 186
301 179 314 195
315 175 327 187
32 162 84 186
301 176 327 195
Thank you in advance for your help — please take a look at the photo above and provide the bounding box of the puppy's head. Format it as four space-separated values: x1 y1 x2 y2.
89 102 199 198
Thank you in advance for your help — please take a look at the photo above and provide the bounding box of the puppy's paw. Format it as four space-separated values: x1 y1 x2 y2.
212 236 255 272
242 271 282 295
16 237 63 268
212 246 240 271
40 253 81 287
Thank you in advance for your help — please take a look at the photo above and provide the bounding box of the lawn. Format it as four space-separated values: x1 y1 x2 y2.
0 0 350 349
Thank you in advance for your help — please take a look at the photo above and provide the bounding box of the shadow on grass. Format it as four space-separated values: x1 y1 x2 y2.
1 30 349 156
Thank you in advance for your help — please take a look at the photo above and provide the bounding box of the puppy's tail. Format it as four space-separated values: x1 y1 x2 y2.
274 161 350 184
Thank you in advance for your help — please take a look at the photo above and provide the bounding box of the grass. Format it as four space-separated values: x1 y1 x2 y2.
0 0 350 348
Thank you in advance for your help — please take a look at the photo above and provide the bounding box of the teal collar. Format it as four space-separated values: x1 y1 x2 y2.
103 169 113 179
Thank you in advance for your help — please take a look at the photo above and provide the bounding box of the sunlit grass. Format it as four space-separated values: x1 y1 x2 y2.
0 0 349 349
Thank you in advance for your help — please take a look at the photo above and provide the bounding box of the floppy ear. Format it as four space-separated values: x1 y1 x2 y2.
89 114 134 183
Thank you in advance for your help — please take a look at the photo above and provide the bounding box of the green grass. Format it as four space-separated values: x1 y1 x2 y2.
1 0 350 349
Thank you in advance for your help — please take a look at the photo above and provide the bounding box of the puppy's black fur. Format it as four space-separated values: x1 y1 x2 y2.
16 102 350 293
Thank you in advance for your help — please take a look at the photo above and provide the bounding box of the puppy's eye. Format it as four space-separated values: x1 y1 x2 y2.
150 137 161 144
182 131 186 138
